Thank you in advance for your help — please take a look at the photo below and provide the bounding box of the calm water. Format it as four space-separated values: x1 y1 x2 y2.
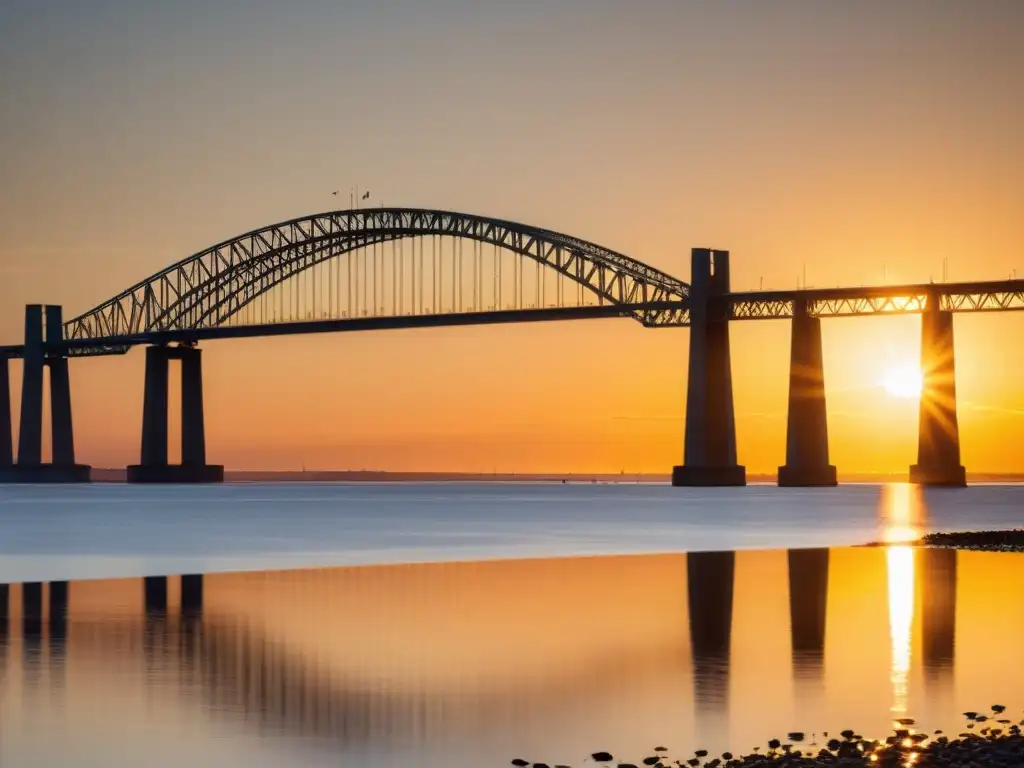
1 482 1023 767
0 482 1022 582
2 545 1023 767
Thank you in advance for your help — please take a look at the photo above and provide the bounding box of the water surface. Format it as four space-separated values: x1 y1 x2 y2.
1 482 1021 582
1 543 1021 767
2 481 1022 766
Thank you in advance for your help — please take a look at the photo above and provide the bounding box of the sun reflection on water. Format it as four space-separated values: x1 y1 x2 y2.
887 545 915 715
880 483 922 716
880 484 924 544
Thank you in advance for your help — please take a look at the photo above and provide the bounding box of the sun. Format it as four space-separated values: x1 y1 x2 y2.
883 364 924 399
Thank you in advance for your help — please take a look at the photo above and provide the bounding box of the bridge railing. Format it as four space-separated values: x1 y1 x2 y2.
726 280 1024 319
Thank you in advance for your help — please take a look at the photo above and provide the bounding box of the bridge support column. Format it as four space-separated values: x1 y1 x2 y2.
127 345 223 483
0 355 12 474
18 305 44 469
778 300 836 486
673 248 745 486
47 306 77 469
910 299 966 487
4 305 90 483
181 348 208 466
140 344 170 468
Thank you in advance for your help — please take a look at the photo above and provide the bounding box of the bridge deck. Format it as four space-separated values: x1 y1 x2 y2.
0 303 675 358
728 279 1024 319
1 280 1021 359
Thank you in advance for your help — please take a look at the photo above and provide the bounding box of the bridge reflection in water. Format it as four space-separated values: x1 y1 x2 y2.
0 535 1020 766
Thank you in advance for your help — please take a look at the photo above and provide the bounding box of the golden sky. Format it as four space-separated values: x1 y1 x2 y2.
1 1 1022 472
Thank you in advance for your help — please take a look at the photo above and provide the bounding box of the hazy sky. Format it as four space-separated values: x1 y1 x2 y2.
1 1 1022 472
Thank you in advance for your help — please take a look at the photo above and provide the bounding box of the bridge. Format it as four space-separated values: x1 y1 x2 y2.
1 206 1021 486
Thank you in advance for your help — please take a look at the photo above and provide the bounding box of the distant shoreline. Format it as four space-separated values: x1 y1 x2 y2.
87 469 1024 484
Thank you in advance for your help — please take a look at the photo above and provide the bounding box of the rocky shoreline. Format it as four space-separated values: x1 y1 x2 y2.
515 708 1023 767
860 529 1024 551
918 529 1024 552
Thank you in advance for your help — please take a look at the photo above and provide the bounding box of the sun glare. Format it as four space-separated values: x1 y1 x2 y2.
882 365 923 399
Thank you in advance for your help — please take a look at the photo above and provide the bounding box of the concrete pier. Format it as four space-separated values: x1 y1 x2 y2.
139 345 170 468
0 356 12 472
778 301 837 486
673 248 746 487
127 345 224 483
181 348 208 466
18 305 44 468
5 306 90 483
910 299 966 487
47 306 77 468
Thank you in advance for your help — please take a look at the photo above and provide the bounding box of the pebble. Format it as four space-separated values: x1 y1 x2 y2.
514 708 1024 767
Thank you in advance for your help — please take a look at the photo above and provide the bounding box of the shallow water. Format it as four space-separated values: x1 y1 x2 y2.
2 544 1023 767
0 482 1022 582
1 482 1023 767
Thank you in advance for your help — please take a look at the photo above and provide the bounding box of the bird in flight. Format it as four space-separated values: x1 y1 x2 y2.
331 190 340 196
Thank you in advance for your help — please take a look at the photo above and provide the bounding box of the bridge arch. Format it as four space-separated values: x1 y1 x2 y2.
63 208 689 345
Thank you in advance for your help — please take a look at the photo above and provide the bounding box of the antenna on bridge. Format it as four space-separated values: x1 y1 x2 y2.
350 186 371 209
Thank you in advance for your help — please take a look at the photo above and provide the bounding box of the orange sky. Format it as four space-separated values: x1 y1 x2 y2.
1 2 1022 472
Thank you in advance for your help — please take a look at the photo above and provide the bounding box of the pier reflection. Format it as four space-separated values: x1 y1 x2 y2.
0 534 990 767
687 550 735 742
919 548 957 688
22 581 42 687
0 582 7 683
50 580 68 689
788 548 829 686
687 551 734 718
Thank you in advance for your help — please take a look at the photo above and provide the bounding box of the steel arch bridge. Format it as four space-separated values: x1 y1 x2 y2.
62 208 690 356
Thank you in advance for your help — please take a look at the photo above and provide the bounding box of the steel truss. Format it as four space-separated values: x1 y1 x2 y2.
62 208 691 355
727 281 1024 320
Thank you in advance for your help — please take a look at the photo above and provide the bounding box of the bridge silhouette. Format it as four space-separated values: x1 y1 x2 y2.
1 206 1021 485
